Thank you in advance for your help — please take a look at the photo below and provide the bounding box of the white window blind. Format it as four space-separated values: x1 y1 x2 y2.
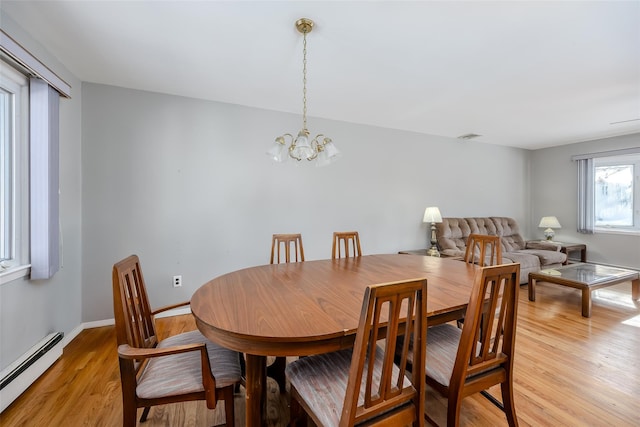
29 78 59 280
576 157 594 234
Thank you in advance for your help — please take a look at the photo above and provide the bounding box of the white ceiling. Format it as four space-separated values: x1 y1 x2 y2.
2 1 639 150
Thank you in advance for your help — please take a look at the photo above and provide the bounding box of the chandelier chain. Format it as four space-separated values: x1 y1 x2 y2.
268 18 339 166
302 31 307 131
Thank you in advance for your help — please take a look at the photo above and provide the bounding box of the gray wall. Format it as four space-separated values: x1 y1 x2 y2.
81 82 531 321
529 133 640 268
0 13 83 370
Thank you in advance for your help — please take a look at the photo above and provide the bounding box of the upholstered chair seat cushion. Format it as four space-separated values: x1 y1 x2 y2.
402 324 459 387
137 330 242 399
423 324 460 387
286 346 410 426
402 323 493 388
422 324 466 388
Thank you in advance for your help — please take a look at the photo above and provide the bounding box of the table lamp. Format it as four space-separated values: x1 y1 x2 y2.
423 207 442 257
539 216 561 241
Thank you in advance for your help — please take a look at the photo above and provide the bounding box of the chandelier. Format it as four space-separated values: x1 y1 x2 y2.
267 18 340 166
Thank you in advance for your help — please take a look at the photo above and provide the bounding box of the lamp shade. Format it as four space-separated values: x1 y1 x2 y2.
538 216 561 229
423 207 442 223
323 140 340 159
266 139 288 162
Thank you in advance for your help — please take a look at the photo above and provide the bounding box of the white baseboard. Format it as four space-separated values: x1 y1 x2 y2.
155 306 192 318
81 306 192 330
0 334 63 413
82 318 115 329
61 324 83 348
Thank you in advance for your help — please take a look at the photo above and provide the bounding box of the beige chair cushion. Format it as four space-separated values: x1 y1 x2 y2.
286 346 410 426
423 324 461 387
137 330 242 399
421 324 495 388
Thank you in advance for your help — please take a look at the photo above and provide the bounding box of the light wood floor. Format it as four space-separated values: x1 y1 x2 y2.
1 279 639 427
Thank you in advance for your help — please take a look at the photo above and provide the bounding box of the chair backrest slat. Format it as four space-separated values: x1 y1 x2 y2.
455 263 519 380
113 255 158 351
340 278 427 426
332 231 362 259
271 234 305 264
464 234 502 266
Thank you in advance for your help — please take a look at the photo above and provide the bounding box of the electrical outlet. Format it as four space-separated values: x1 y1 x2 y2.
173 275 182 288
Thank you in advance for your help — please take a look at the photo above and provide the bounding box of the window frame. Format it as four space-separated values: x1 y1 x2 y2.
593 155 637 232
1 29 70 283
0 59 29 278
575 148 640 236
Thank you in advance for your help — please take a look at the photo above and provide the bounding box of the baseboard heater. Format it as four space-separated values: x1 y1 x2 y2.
0 332 63 413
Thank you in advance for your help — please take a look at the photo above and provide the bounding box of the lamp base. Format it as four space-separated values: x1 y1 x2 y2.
427 223 440 257
544 228 555 241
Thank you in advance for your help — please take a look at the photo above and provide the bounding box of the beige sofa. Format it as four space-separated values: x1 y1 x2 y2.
435 217 567 284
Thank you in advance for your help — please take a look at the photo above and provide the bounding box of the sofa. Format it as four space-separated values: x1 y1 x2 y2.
435 217 567 284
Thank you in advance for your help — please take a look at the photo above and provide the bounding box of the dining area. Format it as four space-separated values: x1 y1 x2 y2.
4 230 638 426
112 231 522 426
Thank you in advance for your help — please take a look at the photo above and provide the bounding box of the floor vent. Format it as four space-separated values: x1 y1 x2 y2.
0 332 63 412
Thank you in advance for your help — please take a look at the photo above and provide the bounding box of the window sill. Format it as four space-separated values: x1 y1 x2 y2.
594 228 640 237
0 264 31 285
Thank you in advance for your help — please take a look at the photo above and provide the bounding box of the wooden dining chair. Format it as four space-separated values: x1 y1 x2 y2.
459 234 503 328
112 255 242 427
287 278 428 427
270 233 305 263
332 231 362 259
464 234 502 266
424 263 520 427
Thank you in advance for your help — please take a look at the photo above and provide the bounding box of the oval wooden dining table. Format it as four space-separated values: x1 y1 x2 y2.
191 253 478 426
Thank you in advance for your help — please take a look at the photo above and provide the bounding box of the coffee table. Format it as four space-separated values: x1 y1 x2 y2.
528 263 639 317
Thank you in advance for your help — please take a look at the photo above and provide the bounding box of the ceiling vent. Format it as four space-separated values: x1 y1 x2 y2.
610 118 640 125
457 133 482 140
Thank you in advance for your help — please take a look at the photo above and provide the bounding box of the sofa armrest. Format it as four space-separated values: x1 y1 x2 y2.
526 241 560 251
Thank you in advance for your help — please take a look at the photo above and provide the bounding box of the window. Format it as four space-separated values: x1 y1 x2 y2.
2 29 70 282
575 148 640 235
595 158 635 228
0 59 28 270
